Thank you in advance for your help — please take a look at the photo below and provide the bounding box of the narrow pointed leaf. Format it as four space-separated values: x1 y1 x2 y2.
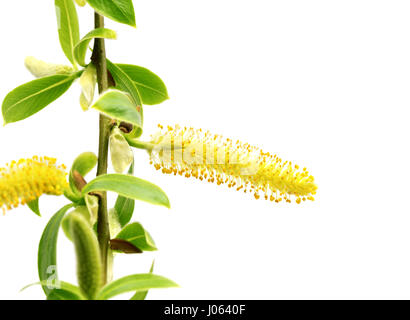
69 152 98 197
115 222 157 251
22 281 85 300
130 261 155 300
117 64 169 105
38 204 74 296
87 0 136 27
55 0 80 66
27 198 41 216
47 282 85 300
74 0 86 7
91 90 142 129
97 274 178 300
83 174 170 208
2 74 78 124
70 152 98 177
74 28 117 67
114 162 135 227
47 288 83 300
107 60 143 135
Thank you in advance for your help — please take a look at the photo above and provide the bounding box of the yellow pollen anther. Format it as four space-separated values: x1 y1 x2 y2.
0 156 68 214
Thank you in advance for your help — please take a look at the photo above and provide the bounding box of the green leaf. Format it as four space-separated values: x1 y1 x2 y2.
117 64 169 105
22 281 85 300
83 174 170 208
130 261 154 300
69 152 98 197
115 222 157 251
87 0 136 27
91 90 142 129
64 187 82 203
97 273 178 300
74 28 117 67
47 282 85 300
2 74 78 124
74 0 86 7
55 0 80 66
47 289 82 300
38 204 74 296
107 60 143 135
70 152 98 178
114 162 135 227
27 199 41 217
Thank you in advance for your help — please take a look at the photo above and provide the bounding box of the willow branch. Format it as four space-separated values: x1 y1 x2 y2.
91 12 110 285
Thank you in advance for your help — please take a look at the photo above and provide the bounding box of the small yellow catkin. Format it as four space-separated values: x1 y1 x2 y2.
0 156 68 214
149 124 317 204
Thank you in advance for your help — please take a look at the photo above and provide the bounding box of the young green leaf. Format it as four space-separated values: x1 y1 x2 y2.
74 28 117 67
87 0 136 27
74 0 86 7
47 289 82 300
97 273 178 300
91 90 142 129
2 74 78 124
83 174 170 208
117 64 169 105
107 60 142 107
22 281 86 300
130 261 155 300
64 187 83 204
47 282 85 300
106 60 143 134
38 204 74 296
69 152 98 197
115 222 157 251
27 198 41 217
55 0 80 66
114 195 135 227
114 162 135 227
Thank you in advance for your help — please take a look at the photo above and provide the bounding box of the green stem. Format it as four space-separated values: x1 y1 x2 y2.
125 137 185 153
91 12 110 285
125 137 154 152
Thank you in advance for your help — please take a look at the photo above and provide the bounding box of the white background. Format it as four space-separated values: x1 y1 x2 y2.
0 0 409 300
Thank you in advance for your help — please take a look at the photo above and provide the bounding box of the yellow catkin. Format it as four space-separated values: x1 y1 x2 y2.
0 156 68 214
149 124 317 204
